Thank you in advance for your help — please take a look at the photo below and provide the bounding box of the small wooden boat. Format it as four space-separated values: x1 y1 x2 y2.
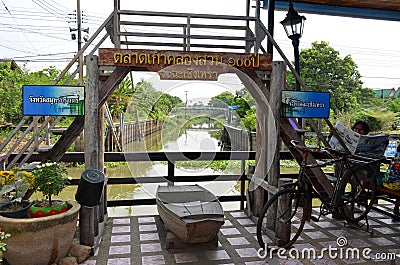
156 184 225 244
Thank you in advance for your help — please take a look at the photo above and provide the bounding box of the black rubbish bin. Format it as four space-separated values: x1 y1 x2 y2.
75 169 105 207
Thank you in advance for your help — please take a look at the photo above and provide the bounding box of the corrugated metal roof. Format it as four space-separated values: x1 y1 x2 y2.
267 0 400 21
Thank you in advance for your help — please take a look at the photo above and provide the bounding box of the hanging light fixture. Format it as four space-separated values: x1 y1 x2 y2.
280 0 306 92
280 0 306 40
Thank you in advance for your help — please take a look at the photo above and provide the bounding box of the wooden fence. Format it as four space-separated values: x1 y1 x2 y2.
104 120 163 151
221 125 256 151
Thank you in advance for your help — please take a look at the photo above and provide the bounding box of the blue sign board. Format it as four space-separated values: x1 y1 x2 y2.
23 85 84 116
281 91 330 118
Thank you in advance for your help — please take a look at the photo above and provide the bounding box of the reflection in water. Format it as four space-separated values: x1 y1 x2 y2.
33 128 243 216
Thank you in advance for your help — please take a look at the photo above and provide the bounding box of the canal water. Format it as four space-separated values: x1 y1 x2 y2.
34 128 245 216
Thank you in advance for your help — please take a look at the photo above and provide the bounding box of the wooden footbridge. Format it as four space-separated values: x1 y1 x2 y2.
0 0 349 249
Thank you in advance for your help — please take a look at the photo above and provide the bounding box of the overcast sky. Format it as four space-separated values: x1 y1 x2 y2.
1 0 399 96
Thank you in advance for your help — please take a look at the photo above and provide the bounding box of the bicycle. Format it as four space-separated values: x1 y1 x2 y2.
256 140 387 251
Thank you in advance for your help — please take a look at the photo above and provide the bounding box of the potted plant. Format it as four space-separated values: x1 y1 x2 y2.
0 161 81 265
29 162 70 217
0 167 34 218
0 227 10 262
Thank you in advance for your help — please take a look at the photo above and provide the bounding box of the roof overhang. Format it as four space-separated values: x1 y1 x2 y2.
264 0 400 21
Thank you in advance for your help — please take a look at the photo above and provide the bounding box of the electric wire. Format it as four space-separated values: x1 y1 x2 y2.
32 0 65 19
1 0 38 53
0 1 398 87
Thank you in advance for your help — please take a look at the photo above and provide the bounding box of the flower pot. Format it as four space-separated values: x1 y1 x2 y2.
29 200 68 218
0 200 80 265
0 200 31 218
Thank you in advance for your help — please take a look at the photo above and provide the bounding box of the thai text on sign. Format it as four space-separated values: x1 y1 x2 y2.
22 85 85 116
98 48 272 80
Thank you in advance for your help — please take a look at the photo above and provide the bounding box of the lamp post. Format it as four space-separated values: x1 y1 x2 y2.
280 0 306 91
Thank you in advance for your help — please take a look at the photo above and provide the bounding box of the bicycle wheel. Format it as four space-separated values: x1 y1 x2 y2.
256 188 307 251
336 165 376 222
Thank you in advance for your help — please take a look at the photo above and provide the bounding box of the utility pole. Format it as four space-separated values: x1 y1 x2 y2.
184 90 188 119
69 1 89 85
77 0 83 85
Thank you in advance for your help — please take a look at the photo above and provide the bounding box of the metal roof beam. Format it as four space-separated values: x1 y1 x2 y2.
266 1 400 21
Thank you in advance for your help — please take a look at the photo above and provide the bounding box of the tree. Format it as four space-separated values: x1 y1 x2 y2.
0 63 71 124
360 106 399 131
107 78 135 120
208 91 234 108
0 62 25 123
241 106 256 131
292 41 363 115
126 79 182 121
387 98 400 113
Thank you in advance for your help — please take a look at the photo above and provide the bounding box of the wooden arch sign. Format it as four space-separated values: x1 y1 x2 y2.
98 48 272 81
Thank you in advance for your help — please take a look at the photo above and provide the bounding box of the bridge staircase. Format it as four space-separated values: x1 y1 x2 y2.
0 2 340 203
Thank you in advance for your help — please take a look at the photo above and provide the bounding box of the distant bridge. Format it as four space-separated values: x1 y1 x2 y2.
177 106 230 113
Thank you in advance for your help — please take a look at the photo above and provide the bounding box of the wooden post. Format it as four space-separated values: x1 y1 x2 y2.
85 55 100 170
120 113 124 148
79 206 95 247
98 105 106 224
81 55 100 247
275 178 292 246
113 0 120 48
265 61 285 231
33 117 39 152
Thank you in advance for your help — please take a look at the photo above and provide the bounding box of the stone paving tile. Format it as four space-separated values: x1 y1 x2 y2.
111 226 130 233
138 216 156 223
310 257 337 265
303 231 330 239
113 218 130 225
109 245 131 255
237 218 256 226
368 237 396 246
235 247 260 258
174 252 199 263
347 238 372 248
227 236 250 246
220 227 241 235
280 260 303 265
205 250 231 260
107 257 130 265
140 232 160 241
142 255 166 265
302 222 316 230
373 227 399 235
230 211 248 218
111 234 131 243
139 224 158 232
314 221 337 228
244 226 257 234
222 220 233 227
140 243 162 253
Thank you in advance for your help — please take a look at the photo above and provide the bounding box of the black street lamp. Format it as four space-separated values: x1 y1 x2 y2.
280 0 306 91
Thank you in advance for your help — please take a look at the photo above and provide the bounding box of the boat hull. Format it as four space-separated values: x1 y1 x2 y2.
156 185 224 244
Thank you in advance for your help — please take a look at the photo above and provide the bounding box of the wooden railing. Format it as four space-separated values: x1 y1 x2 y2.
104 120 163 152
9 151 257 209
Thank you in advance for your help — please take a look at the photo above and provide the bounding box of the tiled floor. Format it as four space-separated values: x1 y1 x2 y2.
82 204 400 265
